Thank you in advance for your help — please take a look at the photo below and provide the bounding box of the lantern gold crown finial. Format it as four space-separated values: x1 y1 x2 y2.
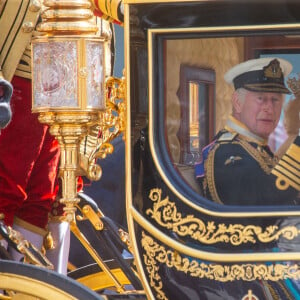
287 73 300 97
38 0 98 35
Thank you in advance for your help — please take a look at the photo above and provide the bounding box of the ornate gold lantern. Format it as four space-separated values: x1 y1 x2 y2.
32 0 109 222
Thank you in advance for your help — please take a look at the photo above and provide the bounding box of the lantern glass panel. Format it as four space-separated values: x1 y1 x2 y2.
86 41 105 109
33 40 78 108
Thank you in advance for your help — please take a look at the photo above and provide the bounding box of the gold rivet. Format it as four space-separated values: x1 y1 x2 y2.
83 206 89 213
29 0 41 12
22 22 34 33
79 67 87 78
95 223 103 230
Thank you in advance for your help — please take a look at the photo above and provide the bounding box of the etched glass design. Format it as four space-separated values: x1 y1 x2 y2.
33 41 78 108
86 41 105 109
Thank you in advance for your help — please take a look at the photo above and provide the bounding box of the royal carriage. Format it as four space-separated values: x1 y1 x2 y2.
0 0 300 299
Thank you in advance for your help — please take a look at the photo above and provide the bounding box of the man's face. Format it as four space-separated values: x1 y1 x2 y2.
237 90 284 139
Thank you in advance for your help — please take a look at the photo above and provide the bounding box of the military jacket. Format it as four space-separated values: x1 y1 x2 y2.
195 117 300 206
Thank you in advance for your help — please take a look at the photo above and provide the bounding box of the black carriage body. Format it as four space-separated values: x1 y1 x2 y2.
126 1 300 299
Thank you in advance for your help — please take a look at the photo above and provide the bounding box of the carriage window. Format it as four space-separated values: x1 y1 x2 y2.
159 33 300 205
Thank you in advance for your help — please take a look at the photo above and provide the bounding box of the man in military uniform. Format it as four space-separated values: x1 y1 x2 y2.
195 57 299 205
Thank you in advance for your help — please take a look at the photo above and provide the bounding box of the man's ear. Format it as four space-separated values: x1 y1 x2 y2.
232 91 243 114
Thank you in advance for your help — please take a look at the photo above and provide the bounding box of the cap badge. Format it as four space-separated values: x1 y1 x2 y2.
263 59 282 79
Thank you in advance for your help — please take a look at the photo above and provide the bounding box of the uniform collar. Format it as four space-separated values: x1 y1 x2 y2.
225 115 268 145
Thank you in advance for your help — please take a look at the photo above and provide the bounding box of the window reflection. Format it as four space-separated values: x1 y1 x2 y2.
175 65 215 167
189 82 200 152
189 81 209 155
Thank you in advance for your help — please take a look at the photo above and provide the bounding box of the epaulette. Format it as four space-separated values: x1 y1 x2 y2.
272 136 300 191
0 0 41 81
216 131 238 142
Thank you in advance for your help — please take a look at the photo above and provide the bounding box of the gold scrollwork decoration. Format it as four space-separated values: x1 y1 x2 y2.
79 75 126 180
146 188 300 246
141 231 300 300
